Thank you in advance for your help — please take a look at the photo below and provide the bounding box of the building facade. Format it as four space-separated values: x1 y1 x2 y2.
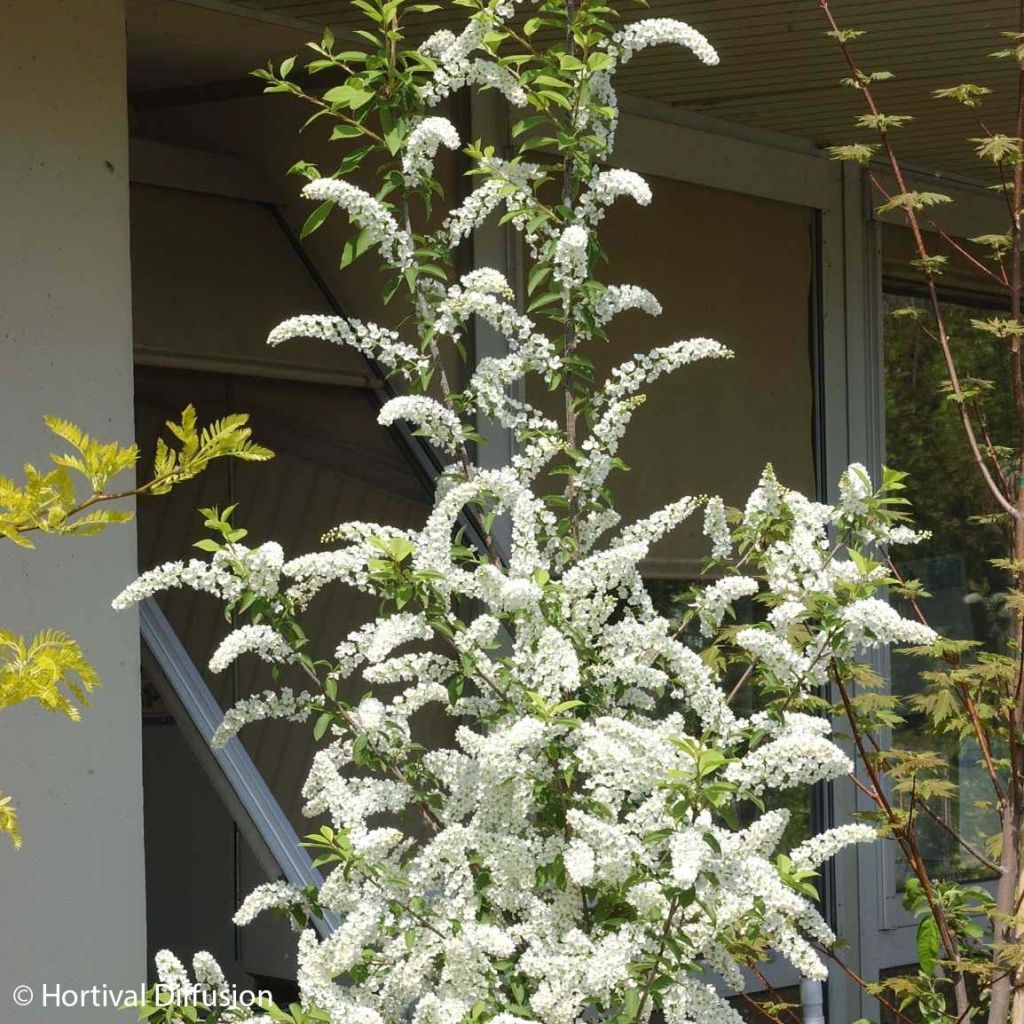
0 2 1014 1021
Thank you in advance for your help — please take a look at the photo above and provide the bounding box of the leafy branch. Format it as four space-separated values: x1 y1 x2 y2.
0 407 272 849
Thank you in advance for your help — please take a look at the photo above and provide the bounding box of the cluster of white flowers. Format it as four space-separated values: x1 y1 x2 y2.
838 462 872 516
735 626 813 687
267 314 429 379
693 575 760 636
576 169 652 227
378 395 467 454
154 950 190 995
403 116 461 185
703 495 732 559
301 178 415 269
578 338 733 494
111 541 283 611
590 283 662 331
283 523 411 608
233 880 313 927
725 715 853 797
211 687 313 748
553 224 590 287
841 597 937 648
574 19 720 155
790 823 878 872
111 555 241 610
152 950 266 1021
208 624 296 675
419 20 527 107
608 18 720 68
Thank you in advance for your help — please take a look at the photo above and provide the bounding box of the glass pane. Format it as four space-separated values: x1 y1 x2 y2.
884 290 1006 884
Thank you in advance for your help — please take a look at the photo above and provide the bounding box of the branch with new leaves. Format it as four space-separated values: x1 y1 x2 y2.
819 2 1024 1020
0 407 272 849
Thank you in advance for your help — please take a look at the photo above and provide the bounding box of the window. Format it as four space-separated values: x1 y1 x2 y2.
883 289 1008 883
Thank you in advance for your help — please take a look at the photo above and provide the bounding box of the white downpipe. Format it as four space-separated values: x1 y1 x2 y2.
801 979 826 1024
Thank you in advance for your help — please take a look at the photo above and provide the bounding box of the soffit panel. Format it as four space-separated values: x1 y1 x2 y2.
137 0 1021 179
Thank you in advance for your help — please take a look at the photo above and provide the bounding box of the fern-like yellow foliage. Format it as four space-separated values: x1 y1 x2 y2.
0 629 100 719
0 794 20 849
0 407 272 847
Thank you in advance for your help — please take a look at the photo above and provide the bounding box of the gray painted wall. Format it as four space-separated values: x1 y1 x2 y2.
0 1 147 1019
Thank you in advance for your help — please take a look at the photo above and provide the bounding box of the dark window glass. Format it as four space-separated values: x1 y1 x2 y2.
884 290 1007 883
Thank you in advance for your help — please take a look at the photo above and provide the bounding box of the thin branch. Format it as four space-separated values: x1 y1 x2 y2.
813 944 919 1024
819 0 1020 524
914 798 1003 875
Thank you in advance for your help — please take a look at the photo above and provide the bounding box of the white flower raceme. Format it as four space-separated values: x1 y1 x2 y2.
577 168 652 226
841 597 938 647
790 823 878 872
333 612 434 681
234 880 313 927
609 18 720 67
438 155 546 251
838 462 872 516
579 338 733 493
419 20 527 107
154 950 189 995
693 575 760 635
378 395 467 454
267 314 429 378
111 556 240 610
191 951 229 999
403 116 461 185
111 541 283 611
703 496 732 559
212 687 313 748
208 624 295 674
301 178 415 269
590 283 662 331
725 715 853 796
563 838 596 885
553 224 589 287
735 626 810 686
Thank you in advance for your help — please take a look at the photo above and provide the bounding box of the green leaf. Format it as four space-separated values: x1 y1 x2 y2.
876 191 952 214
322 84 374 110
827 143 877 165
916 916 940 976
300 201 333 239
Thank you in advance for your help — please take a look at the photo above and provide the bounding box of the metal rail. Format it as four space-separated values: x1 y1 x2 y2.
140 597 339 937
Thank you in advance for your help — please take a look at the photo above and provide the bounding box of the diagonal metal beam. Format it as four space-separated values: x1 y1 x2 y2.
140 596 339 937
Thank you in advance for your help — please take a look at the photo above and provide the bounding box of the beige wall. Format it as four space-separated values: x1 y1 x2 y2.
604 175 816 570
0 1 146 1018
528 174 816 573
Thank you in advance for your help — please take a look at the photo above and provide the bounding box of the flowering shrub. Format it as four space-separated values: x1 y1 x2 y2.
115 2 939 1022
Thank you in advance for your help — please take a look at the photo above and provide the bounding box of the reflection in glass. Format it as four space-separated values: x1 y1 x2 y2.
884 290 1008 884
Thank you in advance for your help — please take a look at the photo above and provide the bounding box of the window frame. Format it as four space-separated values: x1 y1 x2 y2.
848 175 1011 991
